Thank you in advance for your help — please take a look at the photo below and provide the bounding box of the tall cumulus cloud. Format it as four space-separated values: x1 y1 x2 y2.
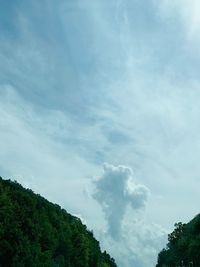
93 163 150 238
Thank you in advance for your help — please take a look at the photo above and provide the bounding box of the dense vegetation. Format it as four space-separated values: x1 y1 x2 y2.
156 215 200 267
0 177 117 267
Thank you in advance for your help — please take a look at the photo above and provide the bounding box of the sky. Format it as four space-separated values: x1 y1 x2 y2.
1 0 200 266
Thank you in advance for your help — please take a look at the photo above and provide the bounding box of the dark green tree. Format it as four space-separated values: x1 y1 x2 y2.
156 215 200 267
0 177 117 267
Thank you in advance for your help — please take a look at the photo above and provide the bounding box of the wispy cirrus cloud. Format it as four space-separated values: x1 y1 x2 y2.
158 0 200 39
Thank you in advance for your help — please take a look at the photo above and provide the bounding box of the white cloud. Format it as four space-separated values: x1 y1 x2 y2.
93 163 149 238
96 218 168 267
0 85 98 215
158 0 200 39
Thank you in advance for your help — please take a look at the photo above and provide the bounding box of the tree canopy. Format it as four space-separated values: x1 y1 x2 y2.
156 215 200 267
0 177 117 267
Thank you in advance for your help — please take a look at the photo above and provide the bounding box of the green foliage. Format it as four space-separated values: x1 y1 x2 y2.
0 177 117 267
156 215 200 267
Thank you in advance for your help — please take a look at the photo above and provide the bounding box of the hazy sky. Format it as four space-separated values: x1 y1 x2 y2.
1 1 200 266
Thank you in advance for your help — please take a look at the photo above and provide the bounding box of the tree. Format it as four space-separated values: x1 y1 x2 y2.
0 177 117 267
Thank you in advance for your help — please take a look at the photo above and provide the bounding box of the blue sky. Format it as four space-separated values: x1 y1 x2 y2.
1 0 200 266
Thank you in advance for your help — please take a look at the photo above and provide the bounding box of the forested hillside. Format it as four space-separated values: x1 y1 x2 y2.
0 177 117 267
156 215 200 267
